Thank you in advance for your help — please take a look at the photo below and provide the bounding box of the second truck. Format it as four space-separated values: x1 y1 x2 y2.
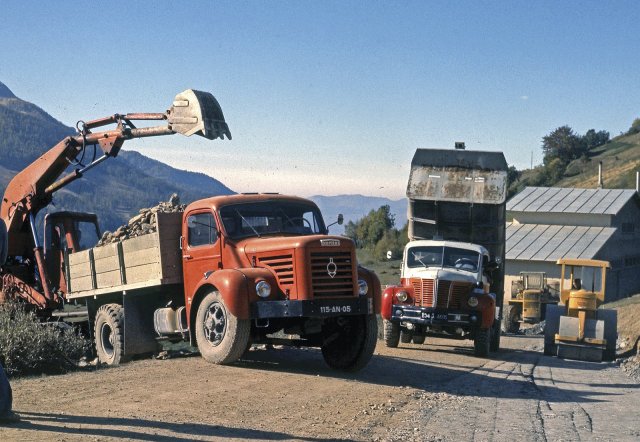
381 145 507 357
0 90 380 371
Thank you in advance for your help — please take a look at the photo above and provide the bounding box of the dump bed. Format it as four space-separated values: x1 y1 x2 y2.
406 148 508 299
66 212 183 299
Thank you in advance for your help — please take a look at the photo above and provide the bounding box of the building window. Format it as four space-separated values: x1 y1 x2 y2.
622 222 635 234
624 255 640 267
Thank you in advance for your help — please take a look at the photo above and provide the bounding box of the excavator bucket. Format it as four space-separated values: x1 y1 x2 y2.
168 89 231 140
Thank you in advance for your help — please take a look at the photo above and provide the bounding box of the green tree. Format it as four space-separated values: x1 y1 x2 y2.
542 125 586 164
628 118 640 135
583 129 610 149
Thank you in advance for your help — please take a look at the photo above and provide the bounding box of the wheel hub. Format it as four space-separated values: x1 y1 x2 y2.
203 302 226 346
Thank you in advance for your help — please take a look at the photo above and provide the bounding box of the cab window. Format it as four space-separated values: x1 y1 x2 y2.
187 213 217 247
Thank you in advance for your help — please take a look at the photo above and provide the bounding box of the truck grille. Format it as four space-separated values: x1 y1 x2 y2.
411 278 434 306
411 278 472 309
310 251 355 297
258 254 294 287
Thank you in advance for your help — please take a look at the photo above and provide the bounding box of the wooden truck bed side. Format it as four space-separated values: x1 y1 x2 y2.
66 212 183 300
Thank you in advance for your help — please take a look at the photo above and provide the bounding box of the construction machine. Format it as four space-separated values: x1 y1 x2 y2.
0 89 229 313
503 272 559 333
0 90 381 371
544 259 617 362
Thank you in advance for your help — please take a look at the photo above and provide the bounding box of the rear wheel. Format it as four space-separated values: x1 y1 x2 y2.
94 304 127 366
321 314 377 372
195 291 250 364
502 304 521 334
474 328 490 357
383 319 400 348
490 320 501 352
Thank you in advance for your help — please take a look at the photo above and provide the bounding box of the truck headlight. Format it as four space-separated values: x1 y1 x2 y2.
468 296 479 307
396 290 408 302
358 279 368 296
256 281 271 298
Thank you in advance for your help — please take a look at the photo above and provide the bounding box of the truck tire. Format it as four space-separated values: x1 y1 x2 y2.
412 335 426 345
599 308 618 361
195 291 250 365
502 305 521 334
94 304 127 366
321 314 377 372
473 328 490 357
490 320 501 352
383 319 400 348
400 330 413 344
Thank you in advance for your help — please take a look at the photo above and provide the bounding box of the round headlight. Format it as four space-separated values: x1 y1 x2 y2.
358 279 368 296
256 281 271 298
396 290 408 302
467 296 479 307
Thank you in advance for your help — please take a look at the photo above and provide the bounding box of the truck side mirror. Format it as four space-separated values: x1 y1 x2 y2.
326 214 344 232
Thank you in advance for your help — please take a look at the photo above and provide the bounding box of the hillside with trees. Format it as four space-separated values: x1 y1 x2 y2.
508 118 640 197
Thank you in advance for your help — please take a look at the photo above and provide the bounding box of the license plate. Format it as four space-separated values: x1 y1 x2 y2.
319 305 353 314
421 312 433 319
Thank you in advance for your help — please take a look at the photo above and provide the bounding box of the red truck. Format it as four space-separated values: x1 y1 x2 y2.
0 90 380 371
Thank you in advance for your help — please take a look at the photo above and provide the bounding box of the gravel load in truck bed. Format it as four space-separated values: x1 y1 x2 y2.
96 194 185 246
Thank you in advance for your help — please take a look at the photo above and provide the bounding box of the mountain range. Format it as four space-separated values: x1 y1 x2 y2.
0 81 403 234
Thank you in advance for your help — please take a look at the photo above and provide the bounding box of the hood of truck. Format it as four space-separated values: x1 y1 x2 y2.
403 266 478 284
238 235 356 300
241 235 351 256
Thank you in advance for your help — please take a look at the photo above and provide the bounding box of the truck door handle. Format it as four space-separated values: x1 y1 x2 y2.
182 254 192 260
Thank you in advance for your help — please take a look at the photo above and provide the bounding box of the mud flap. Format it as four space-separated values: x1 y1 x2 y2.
123 294 158 356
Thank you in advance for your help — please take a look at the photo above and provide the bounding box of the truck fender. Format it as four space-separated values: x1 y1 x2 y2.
381 286 398 320
188 268 277 326
477 293 497 329
358 266 382 314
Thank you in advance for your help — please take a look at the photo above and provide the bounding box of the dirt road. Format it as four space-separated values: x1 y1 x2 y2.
2 335 639 441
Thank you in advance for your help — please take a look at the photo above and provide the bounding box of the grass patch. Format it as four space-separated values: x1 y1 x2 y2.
356 248 402 287
0 302 88 376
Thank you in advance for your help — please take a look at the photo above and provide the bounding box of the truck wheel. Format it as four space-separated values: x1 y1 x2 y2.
383 319 400 348
599 309 618 361
321 314 377 372
400 330 413 344
473 328 490 357
94 304 127 366
490 321 501 352
195 291 250 365
412 335 426 345
502 305 521 334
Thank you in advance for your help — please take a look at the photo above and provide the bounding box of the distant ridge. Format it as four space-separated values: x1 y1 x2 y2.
0 81 16 99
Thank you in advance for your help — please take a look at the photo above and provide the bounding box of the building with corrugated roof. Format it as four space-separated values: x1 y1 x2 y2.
505 187 640 301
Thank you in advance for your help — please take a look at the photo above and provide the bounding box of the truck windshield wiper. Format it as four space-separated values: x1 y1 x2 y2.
235 209 261 238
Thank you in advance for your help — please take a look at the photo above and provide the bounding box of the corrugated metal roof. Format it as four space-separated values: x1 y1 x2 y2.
506 222 615 261
507 187 636 215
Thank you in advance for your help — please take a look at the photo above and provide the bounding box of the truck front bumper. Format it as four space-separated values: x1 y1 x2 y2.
390 304 481 328
252 296 373 319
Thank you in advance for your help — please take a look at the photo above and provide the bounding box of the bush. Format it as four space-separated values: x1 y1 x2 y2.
628 118 640 135
0 302 88 376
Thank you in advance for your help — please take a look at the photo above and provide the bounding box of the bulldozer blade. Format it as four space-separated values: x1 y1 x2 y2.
168 89 231 140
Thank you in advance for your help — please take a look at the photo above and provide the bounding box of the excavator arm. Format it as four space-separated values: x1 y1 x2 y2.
0 89 230 310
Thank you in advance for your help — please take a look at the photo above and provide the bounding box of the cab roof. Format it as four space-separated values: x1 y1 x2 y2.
406 239 489 256
184 193 319 212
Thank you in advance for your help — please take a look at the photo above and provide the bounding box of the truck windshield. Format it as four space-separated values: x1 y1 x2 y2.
407 246 480 272
219 201 326 239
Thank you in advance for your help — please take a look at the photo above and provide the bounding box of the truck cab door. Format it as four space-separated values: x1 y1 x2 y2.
182 210 222 298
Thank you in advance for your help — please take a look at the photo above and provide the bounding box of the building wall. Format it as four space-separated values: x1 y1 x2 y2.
511 212 612 227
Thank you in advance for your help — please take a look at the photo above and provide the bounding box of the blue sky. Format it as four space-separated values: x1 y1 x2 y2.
1 1 638 198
